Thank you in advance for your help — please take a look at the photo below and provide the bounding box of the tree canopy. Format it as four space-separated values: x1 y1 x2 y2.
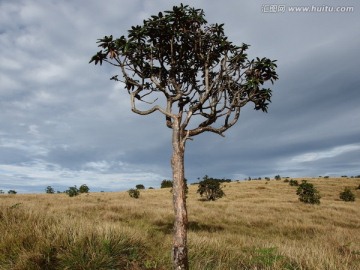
90 4 278 139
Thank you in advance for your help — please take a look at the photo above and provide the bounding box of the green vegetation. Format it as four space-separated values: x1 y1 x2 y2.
136 184 145 190
45 186 55 194
296 180 321 204
339 188 355 202
289 179 299 186
197 175 225 201
128 188 140 199
160 180 173 189
66 186 79 197
79 184 90 194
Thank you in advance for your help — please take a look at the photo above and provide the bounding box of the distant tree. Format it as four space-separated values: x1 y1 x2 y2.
0 190 4 194
149 187 154 189
79 184 90 193
197 175 225 201
136 184 145 190
66 186 79 197
8 190 17 194
265 177 270 181
45 186 55 194
128 188 140 199
161 180 173 189
90 4 278 269
296 181 321 204
339 188 355 202
274 175 281 180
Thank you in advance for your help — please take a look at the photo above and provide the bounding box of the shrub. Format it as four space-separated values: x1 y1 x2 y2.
66 186 79 197
128 188 140 199
197 175 225 201
79 184 90 193
289 179 299 186
283 179 289 183
8 190 17 194
339 188 355 202
136 184 145 189
274 175 281 180
296 181 321 204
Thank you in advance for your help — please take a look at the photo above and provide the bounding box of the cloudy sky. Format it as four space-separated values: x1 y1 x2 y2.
1 0 359 193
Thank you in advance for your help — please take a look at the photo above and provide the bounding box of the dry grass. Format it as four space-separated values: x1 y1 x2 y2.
1 177 359 269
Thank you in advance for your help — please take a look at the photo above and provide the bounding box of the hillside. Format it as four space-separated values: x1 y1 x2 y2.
1 177 359 269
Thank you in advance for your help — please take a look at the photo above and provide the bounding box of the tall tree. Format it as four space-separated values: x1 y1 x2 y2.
90 4 278 269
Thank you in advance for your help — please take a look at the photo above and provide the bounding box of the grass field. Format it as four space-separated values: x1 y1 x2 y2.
1 177 359 269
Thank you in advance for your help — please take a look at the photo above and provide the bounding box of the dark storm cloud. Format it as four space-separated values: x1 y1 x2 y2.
1 0 359 193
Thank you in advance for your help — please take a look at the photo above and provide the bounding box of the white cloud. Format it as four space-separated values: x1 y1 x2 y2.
291 144 360 163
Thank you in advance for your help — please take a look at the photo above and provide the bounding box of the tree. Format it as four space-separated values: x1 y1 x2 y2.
90 5 278 269
8 190 17 194
136 184 145 189
45 186 55 194
296 181 321 204
197 175 225 201
161 179 173 188
274 175 281 180
79 184 90 193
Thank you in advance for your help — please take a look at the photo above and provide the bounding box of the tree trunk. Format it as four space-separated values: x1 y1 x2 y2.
171 117 189 270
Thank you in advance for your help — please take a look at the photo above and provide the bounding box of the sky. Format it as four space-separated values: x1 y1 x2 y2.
1 0 360 193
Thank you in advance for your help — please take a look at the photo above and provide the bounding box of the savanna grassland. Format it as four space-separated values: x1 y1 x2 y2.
1 177 359 270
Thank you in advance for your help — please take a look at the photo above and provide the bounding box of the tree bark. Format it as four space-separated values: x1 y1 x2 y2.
171 117 189 270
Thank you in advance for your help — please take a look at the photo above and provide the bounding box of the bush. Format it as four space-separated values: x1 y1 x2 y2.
8 190 17 194
296 181 321 204
136 184 145 189
274 175 281 180
66 186 79 197
128 188 140 199
339 188 355 202
289 179 299 186
197 175 225 201
79 184 90 193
